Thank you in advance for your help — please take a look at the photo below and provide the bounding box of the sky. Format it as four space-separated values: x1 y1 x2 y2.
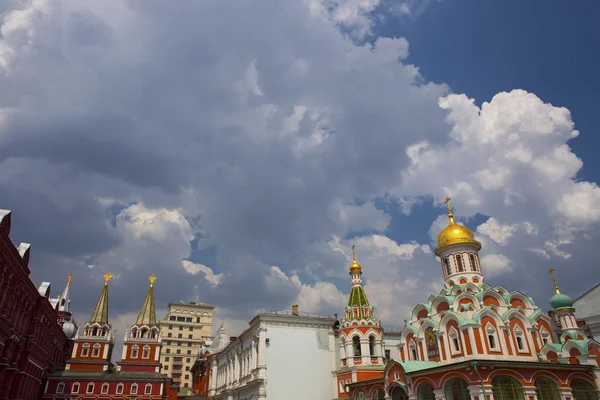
1 0 600 345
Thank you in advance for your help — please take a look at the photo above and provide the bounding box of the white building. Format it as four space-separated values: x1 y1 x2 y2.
207 307 338 400
574 282 600 339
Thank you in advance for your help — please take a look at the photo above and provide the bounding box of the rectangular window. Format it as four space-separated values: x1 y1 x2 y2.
179 326 183 331
186 317 192 322
176 350 181 354
187 350 192 355
166 349 170 354
177 317 185 322
186 366 190 371
165 357 170 361
186 358 191 362
196 317 200 323
189 327 194 331
188 342 193 347
167 333 172 338
385 349 391 363
174 357 183 362
168 325 173 329
188 334 193 339
164 365 169 370
178 334 182 338
174 365 182 371
169 316 176 321
145 384 152 394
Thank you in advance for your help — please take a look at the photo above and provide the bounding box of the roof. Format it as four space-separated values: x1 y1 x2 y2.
90 282 110 325
574 282 600 303
167 301 216 309
135 284 157 326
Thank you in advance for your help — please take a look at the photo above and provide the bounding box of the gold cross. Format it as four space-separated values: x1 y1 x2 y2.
67 273 73 286
444 196 452 214
351 244 356 261
103 272 113 285
548 268 560 294
149 274 157 287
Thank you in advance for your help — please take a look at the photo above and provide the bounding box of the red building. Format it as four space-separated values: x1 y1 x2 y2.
0 209 72 400
43 274 178 399
345 199 600 400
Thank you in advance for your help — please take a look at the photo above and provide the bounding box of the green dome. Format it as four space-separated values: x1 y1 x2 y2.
550 293 574 309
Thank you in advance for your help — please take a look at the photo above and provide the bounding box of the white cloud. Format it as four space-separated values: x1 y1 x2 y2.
181 260 224 287
479 253 513 277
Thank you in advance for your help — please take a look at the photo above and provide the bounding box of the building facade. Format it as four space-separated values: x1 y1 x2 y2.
195 308 338 400
346 199 600 400
43 274 177 399
0 209 72 400
573 283 600 340
158 301 214 394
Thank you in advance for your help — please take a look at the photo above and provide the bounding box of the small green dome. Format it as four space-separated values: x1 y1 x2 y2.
550 293 574 309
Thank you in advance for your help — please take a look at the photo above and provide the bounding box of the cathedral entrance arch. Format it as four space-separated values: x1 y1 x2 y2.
571 378 599 400
391 385 408 400
444 378 470 400
417 382 436 400
492 376 524 400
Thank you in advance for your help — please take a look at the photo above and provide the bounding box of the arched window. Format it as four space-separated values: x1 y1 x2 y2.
145 383 153 394
101 383 109 394
57 382 65 393
570 378 599 400
92 343 101 357
131 344 139 359
142 345 150 359
444 258 451 276
445 378 470 400
72 382 80 393
81 343 90 357
369 336 376 356
373 389 386 400
492 376 524 400
449 327 461 354
392 386 409 400
468 254 476 271
409 339 418 360
425 327 439 358
417 383 436 400
131 383 138 394
514 327 527 352
353 336 361 357
86 382 95 394
116 383 124 394
486 324 500 351
356 392 367 400
456 255 464 272
535 377 560 400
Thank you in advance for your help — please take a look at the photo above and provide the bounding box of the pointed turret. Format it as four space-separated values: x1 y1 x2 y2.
90 272 111 325
338 246 383 371
136 274 157 326
56 274 77 339
119 275 162 373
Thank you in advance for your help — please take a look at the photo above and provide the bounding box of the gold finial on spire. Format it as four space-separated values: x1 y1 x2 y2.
67 273 73 286
548 268 560 294
349 244 362 274
57 294 61 299
444 196 453 219
103 272 113 285
149 274 157 287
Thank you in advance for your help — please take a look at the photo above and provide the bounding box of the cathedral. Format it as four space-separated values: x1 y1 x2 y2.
342 199 600 400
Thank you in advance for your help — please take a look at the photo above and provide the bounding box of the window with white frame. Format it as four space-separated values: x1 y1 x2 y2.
92 343 101 357
486 323 500 351
72 382 80 393
86 382 94 393
131 383 138 394
142 345 150 359
514 326 528 352
469 254 477 271
101 383 109 394
394 371 400 380
145 383 152 394
449 327 461 354
339 380 345 393
409 339 418 360
455 255 464 272
56 382 65 394
540 327 550 346
81 343 90 357
131 344 139 359
116 383 124 394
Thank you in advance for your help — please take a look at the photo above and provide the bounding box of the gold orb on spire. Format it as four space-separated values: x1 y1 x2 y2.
149 274 157 287
349 244 362 274
435 197 481 256
103 272 113 285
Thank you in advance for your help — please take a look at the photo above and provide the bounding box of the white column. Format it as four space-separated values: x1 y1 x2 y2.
468 384 494 400
360 338 370 364
468 327 477 355
433 389 445 400
558 387 574 400
522 386 538 400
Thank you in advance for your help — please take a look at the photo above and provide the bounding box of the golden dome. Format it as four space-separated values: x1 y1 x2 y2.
349 245 362 274
435 197 481 255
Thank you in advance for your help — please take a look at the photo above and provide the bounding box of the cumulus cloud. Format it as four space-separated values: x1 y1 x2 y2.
1 0 598 346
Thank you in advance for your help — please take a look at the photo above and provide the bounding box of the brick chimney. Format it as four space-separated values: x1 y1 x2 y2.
291 304 299 316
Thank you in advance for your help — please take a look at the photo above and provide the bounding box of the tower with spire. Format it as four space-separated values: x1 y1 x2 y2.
50 274 78 340
66 273 115 372
118 274 162 373
335 245 384 398
435 197 484 288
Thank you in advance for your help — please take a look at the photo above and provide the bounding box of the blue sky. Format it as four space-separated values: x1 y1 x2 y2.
1 0 599 338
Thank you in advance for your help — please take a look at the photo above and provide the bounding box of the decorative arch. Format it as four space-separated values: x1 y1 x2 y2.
439 312 465 332
444 377 470 400
534 376 561 400
453 293 479 311
411 304 431 322
570 378 599 400
491 375 524 400
508 292 532 309
416 382 436 400
474 307 505 327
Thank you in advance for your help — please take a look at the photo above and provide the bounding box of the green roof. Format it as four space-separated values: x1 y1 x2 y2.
393 359 439 373
348 285 370 307
136 284 157 326
90 282 110 325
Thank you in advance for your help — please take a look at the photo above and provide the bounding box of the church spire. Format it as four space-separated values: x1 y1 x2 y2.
135 274 157 326
90 272 112 325
59 273 72 312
